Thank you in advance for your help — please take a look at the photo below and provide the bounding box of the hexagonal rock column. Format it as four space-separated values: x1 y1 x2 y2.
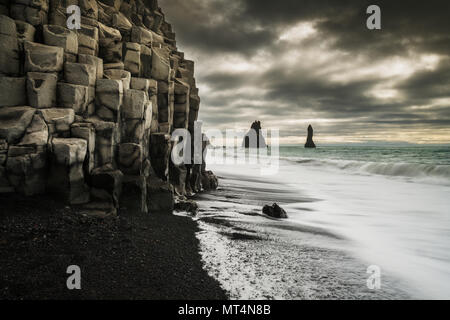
150 133 171 181
78 0 99 23
78 24 99 44
111 12 132 35
130 77 151 93
48 0 66 26
95 78 123 122
10 0 48 27
57 82 89 116
123 42 140 76
121 89 147 144
77 32 98 56
139 44 152 79
85 118 118 168
78 54 104 80
6 145 47 196
131 77 158 133
118 143 149 214
64 62 97 116
148 80 159 133
170 55 181 76
48 138 90 205
152 47 172 132
118 143 143 175
0 107 49 196
19 113 49 147
15 19 36 42
98 22 122 64
5 112 49 195
64 62 96 87
173 79 190 129
130 26 152 46
157 81 173 134
104 69 131 90
151 47 171 81
89 165 123 215
0 14 20 76
24 41 64 73
26 72 57 109
0 106 36 144
189 92 201 132
99 40 123 63
0 76 27 107
38 108 75 137
43 24 78 62
71 122 96 174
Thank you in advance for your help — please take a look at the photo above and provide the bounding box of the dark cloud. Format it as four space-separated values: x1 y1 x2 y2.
162 0 450 55
160 0 278 54
397 58 450 101
160 0 450 143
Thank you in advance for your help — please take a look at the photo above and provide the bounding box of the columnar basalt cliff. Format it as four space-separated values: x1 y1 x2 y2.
0 0 216 216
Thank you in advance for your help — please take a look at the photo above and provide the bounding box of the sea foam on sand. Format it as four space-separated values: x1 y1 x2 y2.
187 152 450 299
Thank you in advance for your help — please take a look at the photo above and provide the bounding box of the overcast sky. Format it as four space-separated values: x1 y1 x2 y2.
161 0 450 144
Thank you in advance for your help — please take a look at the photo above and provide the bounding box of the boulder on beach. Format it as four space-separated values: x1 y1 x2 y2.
305 124 316 148
262 203 288 219
243 121 267 148
174 197 199 215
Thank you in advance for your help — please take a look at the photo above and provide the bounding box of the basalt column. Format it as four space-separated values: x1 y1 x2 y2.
0 0 217 216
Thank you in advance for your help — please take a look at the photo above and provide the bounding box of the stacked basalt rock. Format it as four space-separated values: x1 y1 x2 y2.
0 0 218 216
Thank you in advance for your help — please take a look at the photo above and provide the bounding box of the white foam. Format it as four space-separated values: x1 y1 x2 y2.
287 157 450 185
203 152 450 299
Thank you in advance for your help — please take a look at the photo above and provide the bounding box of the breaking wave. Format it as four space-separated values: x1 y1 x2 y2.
291 158 450 183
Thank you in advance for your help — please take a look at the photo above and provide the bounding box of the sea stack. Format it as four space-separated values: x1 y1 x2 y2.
243 121 267 148
305 125 316 148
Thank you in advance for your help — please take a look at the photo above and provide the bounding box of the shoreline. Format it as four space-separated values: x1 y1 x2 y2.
191 169 414 300
2 153 447 299
0 193 227 300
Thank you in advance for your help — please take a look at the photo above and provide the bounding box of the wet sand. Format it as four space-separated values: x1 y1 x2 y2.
189 172 413 300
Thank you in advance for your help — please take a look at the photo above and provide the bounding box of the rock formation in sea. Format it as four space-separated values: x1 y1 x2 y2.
0 0 217 216
304 124 316 148
262 203 288 219
243 120 267 148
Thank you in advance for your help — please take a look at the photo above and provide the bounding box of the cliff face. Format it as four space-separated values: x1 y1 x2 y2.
0 0 216 216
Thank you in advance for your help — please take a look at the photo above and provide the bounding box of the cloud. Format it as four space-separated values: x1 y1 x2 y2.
160 0 450 143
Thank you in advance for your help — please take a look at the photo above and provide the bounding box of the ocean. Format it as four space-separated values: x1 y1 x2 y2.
279 145 450 185
185 144 450 299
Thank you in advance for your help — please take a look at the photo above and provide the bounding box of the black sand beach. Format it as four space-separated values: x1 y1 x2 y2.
0 193 227 300
190 169 413 300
